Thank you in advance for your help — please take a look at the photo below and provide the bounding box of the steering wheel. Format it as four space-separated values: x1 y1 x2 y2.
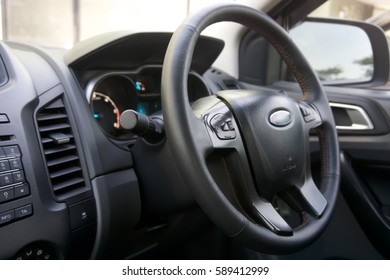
161 3 340 254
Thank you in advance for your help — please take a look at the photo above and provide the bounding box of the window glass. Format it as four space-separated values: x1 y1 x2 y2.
309 0 389 20
4 0 73 48
288 0 390 84
0 0 267 49
79 0 187 41
291 21 373 83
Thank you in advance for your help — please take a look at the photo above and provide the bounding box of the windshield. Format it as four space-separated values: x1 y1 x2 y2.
0 0 273 49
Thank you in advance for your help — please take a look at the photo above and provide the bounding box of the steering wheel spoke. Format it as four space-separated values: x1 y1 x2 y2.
297 178 327 217
252 197 293 236
282 178 327 218
281 103 327 217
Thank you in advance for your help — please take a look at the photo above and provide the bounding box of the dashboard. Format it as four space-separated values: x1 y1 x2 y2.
0 31 228 259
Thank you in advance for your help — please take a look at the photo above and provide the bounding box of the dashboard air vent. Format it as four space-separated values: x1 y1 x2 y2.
36 98 88 201
221 80 240 90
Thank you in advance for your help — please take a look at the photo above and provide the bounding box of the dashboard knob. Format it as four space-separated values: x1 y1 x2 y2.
120 110 164 144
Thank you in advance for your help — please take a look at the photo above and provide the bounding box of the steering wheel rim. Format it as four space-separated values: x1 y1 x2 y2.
161 3 340 254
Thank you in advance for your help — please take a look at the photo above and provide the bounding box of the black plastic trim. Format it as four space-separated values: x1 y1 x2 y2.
340 152 390 258
90 169 141 259
68 32 224 75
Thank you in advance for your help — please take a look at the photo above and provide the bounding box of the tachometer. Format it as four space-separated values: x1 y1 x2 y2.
86 74 139 139
91 92 121 134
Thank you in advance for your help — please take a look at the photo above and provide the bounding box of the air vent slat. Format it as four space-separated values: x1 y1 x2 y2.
50 166 82 179
47 155 79 167
39 123 71 133
36 113 68 122
52 177 85 192
44 144 76 155
36 97 89 202
56 188 89 201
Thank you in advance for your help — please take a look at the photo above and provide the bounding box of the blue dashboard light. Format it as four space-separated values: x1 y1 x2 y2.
136 81 146 92
93 113 99 119
137 105 146 115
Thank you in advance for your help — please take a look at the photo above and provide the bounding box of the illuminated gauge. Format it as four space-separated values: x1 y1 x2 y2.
91 92 121 135
86 74 139 139
135 81 146 92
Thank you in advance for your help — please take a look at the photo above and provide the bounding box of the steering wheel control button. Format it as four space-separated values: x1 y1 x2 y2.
269 110 292 127
15 204 33 220
221 122 230 131
299 103 318 123
15 184 30 198
0 114 9 123
227 120 234 130
210 114 236 140
0 210 14 226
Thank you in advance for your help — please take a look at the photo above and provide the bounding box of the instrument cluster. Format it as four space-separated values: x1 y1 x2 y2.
85 66 210 139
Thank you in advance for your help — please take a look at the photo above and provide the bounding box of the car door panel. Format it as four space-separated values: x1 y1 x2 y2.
327 89 390 258
227 79 387 259
278 81 390 258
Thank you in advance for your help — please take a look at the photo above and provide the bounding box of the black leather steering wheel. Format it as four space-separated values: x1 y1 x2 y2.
161 3 340 254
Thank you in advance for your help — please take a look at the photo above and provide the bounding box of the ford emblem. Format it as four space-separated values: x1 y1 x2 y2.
269 110 292 127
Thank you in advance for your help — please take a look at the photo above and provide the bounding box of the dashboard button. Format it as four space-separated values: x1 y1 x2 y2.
0 187 14 202
12 171 25 183
69 198 97 229
15 184 30 198
0 148 5 159
9 158 22 170
0 173 13 186
0 210 14 225
0 114 9 123
3 146 21 157
15 204 33 220
0 160 10 172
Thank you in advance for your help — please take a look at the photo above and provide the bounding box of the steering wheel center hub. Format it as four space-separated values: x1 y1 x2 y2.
218 90 306 198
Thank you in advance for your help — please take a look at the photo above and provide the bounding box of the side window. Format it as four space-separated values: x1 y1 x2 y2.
290 21 373 84
309 0 390 83
308 0 389 44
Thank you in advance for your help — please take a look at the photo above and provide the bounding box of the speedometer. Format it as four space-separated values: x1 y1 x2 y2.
91 92 121 134
85 68 210 139
86 74 138 139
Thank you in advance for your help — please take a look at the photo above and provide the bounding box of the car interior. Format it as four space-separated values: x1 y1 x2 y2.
0 0 390 260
